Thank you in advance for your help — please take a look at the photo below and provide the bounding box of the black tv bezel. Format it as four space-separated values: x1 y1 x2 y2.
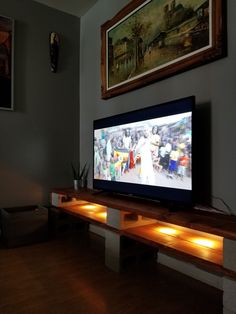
93 96 195 206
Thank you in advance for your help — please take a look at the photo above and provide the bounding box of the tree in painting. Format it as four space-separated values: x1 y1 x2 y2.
107 0 209 89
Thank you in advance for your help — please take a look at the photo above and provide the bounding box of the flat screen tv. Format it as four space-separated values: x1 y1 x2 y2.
93 96 195 205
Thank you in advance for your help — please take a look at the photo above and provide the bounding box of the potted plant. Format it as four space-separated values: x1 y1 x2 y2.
71 162 89 190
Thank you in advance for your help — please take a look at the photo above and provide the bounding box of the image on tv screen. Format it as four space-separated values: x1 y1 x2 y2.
94 111 192 191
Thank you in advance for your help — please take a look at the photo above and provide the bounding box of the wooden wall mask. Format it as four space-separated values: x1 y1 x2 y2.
49 32 60 73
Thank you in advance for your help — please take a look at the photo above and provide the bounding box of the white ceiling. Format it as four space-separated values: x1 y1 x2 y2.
32 0 98 17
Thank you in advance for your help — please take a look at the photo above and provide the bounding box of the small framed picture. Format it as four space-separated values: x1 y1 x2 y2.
0 15 14 110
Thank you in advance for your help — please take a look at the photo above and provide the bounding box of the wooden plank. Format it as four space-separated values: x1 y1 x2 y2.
56 204 120 234
122 224 223 267
51 188 236 240
51 188 236 279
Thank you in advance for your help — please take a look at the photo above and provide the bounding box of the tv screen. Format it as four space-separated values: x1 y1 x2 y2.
93 96 194 205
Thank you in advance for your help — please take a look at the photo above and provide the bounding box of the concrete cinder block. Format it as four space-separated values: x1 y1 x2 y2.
51 192 86 207
106 207 156 230
223 307 236 314
224 238 236 273
107 208 122 229
105 229 121 272
89 224 105 237
223 277 236 313
158 251 223 290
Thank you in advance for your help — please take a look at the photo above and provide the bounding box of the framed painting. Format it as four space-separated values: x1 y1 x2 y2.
101 0 226 99
0 15 14 110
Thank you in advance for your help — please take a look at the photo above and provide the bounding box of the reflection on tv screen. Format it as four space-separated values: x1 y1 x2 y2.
94 112 192 191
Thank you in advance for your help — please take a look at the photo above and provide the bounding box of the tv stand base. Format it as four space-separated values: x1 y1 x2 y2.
51 188 236 314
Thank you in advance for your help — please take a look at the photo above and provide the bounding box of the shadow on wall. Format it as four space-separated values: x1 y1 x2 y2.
0 161 44 208
194 102 212 205
13 20 28 113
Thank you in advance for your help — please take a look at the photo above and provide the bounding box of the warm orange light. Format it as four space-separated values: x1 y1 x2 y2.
81 204 98 210
157 227 178 236
96 212 107 218
191 238 215 249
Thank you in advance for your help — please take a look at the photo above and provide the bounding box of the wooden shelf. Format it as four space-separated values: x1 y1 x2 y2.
52 188 236 240
123 222 223 267
57 202 119 233
51 188 236 278
63 203 106 223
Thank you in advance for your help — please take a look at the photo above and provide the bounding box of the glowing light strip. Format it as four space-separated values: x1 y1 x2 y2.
81 204 98 210
157 227 178 236
155 226 218 249
191 238 215 249
96 212 107 219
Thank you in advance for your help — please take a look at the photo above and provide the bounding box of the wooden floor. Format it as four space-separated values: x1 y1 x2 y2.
0 231 222 314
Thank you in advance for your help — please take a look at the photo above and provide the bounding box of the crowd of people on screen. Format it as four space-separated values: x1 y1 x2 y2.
94 118 191 185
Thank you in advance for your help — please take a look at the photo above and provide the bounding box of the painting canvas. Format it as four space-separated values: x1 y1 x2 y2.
0 15 14 110
101 0 225 98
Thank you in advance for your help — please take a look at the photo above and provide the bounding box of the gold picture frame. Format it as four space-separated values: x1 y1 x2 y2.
0 15 14 110
101 0 226 99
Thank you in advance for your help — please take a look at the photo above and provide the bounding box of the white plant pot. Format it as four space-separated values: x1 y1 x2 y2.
74 179 79 190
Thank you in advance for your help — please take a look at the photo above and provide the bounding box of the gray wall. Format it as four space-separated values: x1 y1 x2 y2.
0 0 80 207
80 0 236 214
